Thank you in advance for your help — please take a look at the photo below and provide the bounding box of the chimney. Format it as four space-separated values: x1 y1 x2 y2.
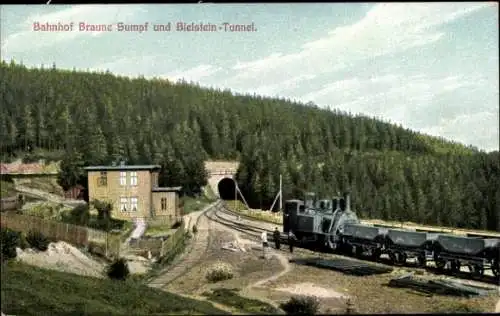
343 191 351 211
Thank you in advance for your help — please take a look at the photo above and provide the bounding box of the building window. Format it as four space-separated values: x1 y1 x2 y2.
120 171 127 186
161 197 167 210
98 171 107 186
130 172 138 186
130 197 138 212
120 197 128 212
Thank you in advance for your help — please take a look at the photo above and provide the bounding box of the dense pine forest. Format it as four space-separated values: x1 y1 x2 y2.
1 60 498 231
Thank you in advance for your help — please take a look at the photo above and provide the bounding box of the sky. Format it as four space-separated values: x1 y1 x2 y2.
1 3 499 152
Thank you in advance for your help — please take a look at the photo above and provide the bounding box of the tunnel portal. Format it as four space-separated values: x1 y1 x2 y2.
218 177 237 200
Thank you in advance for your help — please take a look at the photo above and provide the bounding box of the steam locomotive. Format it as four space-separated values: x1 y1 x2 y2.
282 192 500 279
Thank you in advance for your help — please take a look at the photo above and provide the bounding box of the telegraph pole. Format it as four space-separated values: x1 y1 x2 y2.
279 174 282 212
234 176 237 211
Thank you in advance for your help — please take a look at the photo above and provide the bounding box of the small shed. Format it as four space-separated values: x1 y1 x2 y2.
151 186 182 221
64 185 85 200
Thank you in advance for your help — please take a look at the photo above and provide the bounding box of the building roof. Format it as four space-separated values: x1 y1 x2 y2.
83 165 161 171
0 162 59 175
152 186 182 192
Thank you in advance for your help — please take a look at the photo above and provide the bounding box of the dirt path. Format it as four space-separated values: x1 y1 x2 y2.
15 183 85 208
496 294 500 313
174 292 246 315
242 242 292 312
208 222 290 312
209 206 293 288
249 247 292 288
209 214 292 290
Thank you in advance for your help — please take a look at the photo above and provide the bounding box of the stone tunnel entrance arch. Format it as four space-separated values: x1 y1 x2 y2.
218 177 237 200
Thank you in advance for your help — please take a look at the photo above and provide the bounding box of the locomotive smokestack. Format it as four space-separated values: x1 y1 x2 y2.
343 191 351 211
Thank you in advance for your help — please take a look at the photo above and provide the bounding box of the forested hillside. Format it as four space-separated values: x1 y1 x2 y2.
1 60 498 231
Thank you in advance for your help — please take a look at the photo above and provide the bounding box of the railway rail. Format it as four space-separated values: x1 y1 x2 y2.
148 202 218 287
210 204 287 243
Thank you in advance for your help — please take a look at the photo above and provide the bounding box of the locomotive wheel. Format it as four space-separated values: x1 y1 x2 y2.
435 259 446 271
450 260 461 272
417 254 426 267
433 252 446 271
355 246 363 258
388 252 397 264
371 249 382 261
434 256 446 271
467 264 484 276
396 252 407 265
340 242 352 255
492 259 499 278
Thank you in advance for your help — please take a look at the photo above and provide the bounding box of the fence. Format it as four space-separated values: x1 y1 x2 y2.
160 220 185 256
146 215 182 228
0 212 121 258
128 219 185 257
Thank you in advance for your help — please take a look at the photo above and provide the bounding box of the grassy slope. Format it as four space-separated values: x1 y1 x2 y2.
203 288 281 315
181 188 216 215
203 184 217 201
1 262 228 316
19 178 65 196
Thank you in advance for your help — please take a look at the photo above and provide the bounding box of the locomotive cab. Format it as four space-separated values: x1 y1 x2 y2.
283 199 303 234
304 192 316 211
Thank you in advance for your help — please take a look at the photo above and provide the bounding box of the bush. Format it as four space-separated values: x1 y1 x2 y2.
65 204 90 226
205 261 234 283
25 202 67 221
280 295 320 315
107 258 130 280
87 242 106 257
92 199 112 231
18 232 29 250
192 225 198 234
1 228 21 261
26 230 50 251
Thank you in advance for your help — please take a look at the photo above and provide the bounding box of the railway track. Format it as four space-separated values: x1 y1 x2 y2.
211 208 269 238
209 204 290 244
217 204 500 285
148 202 218 288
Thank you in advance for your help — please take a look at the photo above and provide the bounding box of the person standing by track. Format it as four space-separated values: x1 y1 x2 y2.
288 230 297 253
261 230 269 258
273 227 281 250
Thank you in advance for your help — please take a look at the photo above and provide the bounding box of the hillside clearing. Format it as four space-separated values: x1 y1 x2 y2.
1 261 229 315
14 178 64 196
14 241 151 278
182 194 215 214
